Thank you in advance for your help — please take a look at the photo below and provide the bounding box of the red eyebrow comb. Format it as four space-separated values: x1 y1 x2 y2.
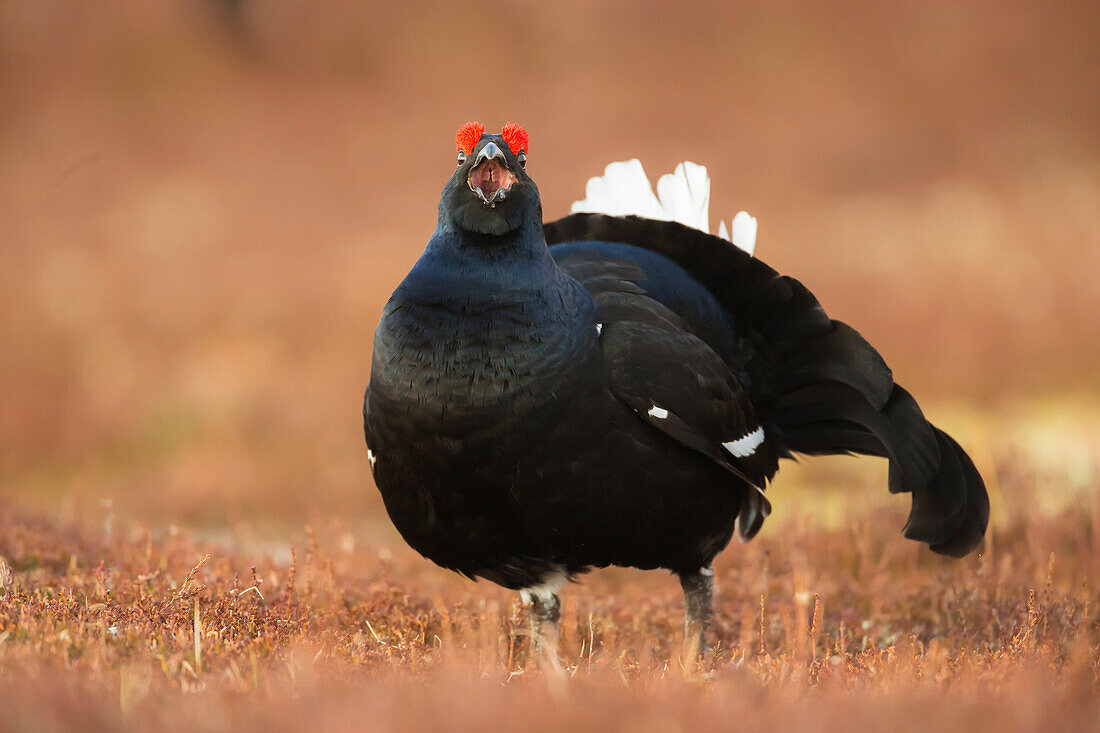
455 121 486 154
501 123 529 154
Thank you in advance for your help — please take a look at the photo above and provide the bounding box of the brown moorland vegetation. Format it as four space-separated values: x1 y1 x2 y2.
2 444 1098 732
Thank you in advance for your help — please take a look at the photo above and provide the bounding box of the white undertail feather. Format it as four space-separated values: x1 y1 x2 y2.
655 161 710 233
570 159 757 256
730 211 758 254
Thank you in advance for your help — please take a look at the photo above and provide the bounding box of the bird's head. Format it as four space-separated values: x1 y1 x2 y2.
443 121 539 237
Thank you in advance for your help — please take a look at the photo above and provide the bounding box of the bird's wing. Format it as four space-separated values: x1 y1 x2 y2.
546 214 989 558
559 250 778 539
601 320 779 492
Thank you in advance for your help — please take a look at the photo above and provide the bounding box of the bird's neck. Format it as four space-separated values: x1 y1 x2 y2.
372 218 599 433
403 219 565 305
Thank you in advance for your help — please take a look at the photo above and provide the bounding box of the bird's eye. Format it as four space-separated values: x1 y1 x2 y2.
518 151 527 169
457 150 467 166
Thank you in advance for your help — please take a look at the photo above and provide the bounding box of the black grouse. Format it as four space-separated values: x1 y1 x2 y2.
363 122 990 654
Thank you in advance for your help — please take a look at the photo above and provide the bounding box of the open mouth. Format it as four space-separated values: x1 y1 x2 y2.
467 158 516 205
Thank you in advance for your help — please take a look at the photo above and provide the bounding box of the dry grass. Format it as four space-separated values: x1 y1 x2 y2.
1 450 1097 732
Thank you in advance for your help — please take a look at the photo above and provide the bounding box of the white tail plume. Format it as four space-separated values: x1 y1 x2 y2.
570 159 757 255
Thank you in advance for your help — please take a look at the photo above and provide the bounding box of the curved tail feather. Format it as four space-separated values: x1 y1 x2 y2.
909 428 990 557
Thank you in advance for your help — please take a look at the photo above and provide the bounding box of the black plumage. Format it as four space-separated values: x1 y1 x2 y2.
363 128 989 650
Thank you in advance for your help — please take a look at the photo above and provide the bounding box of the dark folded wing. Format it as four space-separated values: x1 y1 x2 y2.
558 249 779 540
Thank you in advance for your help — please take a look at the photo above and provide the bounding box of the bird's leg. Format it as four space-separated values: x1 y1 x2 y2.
679 566 714 659
522 590 563 673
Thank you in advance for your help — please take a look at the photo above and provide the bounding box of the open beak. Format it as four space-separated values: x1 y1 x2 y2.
467 141 517 205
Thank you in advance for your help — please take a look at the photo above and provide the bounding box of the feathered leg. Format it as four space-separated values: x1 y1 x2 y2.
679 567 714 658
522 590 563 673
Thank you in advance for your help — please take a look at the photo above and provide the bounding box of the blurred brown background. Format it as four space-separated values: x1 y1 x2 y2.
1 0 1098 532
